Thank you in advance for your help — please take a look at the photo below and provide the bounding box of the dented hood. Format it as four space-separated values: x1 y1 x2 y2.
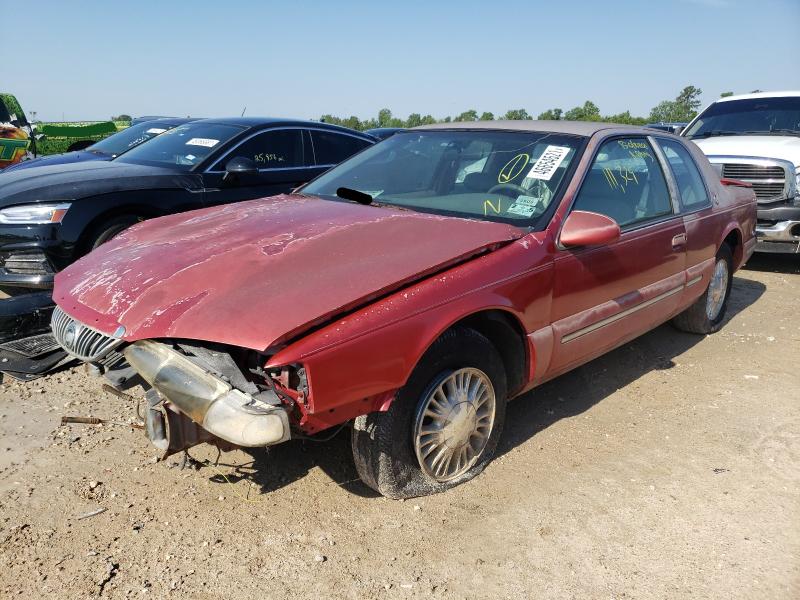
54 194 522 350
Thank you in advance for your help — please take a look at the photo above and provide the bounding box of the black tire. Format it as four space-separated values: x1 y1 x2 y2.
351 327 508 499
86 215 141 251
672 243 734 335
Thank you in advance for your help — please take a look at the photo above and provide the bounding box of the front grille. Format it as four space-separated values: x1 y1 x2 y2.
2 251 53 276
0 332 61 357
51 306 123 362
721 162 788 203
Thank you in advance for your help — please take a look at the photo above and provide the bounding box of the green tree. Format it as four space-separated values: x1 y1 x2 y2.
455 109 479 122
502 108 531 120
564 101 601 121
406 113 423 128
419 114 438 126
112 114 132 122
720 91 734 98
479 111 495 121
603 110 646 125
649 85 703 122
537 108 563 120
377 108 393 127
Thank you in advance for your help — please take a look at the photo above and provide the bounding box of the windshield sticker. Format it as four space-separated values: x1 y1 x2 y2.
186 138 219 148
146 127 167 134
497 153 530 183
185 154 196 161
506 195 542 217
527 146 571 180
484 198 502 216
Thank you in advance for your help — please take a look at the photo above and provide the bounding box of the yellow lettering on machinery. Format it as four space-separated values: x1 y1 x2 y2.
484 198 502 215
498 153 530 184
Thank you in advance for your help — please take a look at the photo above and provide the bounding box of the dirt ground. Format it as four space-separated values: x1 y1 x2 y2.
0 254 797 599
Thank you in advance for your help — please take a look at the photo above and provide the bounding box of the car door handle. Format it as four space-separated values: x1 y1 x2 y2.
672 233 687 249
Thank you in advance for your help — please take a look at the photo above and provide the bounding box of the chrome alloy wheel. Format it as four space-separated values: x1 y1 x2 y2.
706 258 729 321
413 367 496 482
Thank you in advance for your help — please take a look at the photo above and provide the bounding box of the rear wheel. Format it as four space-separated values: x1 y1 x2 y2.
672 244 734 334
351 327 507 498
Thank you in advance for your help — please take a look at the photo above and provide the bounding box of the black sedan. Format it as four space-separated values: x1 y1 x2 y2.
3 117 195 173
0 117 374 294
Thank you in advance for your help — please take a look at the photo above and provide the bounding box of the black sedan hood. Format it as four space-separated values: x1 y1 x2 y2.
0 160 203 207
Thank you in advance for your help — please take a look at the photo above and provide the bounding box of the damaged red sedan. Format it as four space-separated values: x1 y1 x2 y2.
51 122 756 498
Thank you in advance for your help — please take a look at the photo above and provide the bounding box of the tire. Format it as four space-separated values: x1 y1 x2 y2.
86 215 141 251
672 243 734 335
351 327 508 499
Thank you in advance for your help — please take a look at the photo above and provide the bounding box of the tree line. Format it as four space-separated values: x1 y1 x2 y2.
321 85 713 131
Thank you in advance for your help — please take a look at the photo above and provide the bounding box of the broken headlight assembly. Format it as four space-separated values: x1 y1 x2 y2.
123 340 290 448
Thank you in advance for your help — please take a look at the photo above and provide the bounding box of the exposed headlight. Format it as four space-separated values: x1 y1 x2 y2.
0 203 71 224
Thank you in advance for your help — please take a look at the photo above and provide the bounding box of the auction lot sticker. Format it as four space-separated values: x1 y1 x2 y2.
186 138 219 148
527 146 571 180
507 195 541 217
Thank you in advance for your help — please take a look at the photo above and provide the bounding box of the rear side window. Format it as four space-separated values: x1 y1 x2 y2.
220 129 305 169
657 139 710 210
311 130 371 165
573 137 673 227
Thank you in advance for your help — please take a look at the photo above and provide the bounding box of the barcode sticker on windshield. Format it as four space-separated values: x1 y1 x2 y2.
146 128 167 134
186 138 219 148
527 146 571 180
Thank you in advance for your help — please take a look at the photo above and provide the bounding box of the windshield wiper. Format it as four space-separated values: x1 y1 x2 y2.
336 187 373 205
749 129 800 137
687 130 741 139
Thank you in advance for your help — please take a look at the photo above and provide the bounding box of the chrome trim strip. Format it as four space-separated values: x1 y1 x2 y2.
561 284 684 344
686 275 702 287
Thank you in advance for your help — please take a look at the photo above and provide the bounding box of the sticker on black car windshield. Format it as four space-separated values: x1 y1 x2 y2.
186 138 219 148
527 145 571 180
146 128 167 134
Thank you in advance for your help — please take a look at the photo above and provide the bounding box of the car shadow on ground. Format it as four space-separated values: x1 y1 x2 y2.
742 252 799 275
206 274 766 499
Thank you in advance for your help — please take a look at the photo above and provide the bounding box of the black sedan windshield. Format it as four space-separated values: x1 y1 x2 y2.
685 97 800 138
301 130 582 226
116 123 244 170
88 121 179 157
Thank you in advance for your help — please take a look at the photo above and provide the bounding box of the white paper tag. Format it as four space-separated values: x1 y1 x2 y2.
146 127 167 134
185 154 196 161
527 146 571 180
186 138 219 148
507 195 541 217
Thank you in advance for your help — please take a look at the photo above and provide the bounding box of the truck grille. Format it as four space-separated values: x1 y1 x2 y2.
720 162 789 203
51 306 124 362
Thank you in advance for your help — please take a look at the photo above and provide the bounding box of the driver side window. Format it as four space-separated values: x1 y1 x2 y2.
215 129 305 170
573 137 673 227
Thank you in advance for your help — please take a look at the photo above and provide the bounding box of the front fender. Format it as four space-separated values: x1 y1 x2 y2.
267 236 554 433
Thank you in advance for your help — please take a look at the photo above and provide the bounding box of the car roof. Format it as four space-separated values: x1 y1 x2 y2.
192 117 373 137
412 120 647 137
715 90 800 102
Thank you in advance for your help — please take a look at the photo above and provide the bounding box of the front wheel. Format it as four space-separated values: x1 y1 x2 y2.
351 327 507 499
672 244 734 334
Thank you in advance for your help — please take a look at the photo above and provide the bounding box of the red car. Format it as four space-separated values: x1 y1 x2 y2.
51 122 756 498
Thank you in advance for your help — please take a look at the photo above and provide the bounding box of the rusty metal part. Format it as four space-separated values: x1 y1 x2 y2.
101 383 136 403
60 415 143 429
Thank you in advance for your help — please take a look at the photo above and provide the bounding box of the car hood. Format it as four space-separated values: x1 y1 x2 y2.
3 150 111 173
690 135 800 169
0 160 202 206
54 195 523 350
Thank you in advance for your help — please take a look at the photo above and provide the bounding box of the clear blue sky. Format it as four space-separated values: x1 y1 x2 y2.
4 0 798 122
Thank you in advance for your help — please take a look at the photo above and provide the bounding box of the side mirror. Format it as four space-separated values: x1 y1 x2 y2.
560 210 621 248
223 156 259 183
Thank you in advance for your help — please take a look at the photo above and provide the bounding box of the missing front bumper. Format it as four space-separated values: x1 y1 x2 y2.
124 340 291 449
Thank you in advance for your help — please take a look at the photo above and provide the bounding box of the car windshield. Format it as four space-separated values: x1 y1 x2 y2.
87 121 181 157
116 122 244 170
300 130 583 227
685 97 800 138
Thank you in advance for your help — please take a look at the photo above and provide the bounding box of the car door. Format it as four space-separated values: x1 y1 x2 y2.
308 128 373 174
548 135 687 375
201 128 318 206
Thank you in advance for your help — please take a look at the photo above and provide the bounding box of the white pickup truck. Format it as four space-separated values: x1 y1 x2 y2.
683 91 800 254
